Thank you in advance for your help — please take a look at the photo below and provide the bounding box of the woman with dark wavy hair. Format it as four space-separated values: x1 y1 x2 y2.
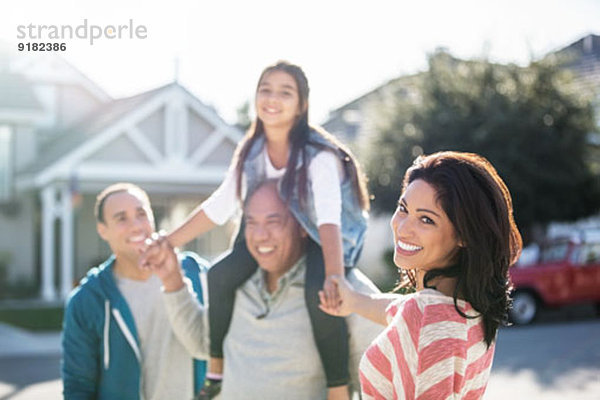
320 151 522 399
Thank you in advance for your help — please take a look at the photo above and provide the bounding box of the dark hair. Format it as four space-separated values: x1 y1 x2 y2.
94 182 151 224
233 60 369 211
402 151 522 347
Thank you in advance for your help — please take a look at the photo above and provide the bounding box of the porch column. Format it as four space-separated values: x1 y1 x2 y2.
40 185 57 300
59 185 74 299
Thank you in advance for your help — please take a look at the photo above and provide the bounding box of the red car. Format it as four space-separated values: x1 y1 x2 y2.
509 232 600 325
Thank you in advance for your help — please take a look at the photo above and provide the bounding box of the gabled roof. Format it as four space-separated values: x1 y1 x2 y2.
552 34 600 89
554 34 600 65
22 83 171 175
325 73 422 117
17 80 243 189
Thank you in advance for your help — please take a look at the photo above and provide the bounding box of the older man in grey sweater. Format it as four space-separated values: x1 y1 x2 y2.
153 180 382 399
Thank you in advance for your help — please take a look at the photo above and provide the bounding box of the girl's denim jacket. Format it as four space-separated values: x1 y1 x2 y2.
243 129 368 267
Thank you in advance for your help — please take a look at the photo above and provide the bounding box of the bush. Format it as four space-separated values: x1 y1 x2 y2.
0 306 64 331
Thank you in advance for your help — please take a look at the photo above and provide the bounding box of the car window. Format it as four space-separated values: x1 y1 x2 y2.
577 243 600 265
540 243 569 263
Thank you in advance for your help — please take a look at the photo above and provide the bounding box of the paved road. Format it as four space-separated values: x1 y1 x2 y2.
486 319 600 399
0 355 61 400
0 307 598 399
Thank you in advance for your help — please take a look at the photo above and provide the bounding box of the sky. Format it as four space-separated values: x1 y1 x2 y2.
1 0 599 124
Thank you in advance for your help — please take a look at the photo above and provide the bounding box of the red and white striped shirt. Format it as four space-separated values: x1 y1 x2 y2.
359 289 495 400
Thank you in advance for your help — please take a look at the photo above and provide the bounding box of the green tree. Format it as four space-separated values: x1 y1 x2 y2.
367 51 600 241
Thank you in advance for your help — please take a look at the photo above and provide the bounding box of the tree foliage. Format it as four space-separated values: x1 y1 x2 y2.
366 51 600 238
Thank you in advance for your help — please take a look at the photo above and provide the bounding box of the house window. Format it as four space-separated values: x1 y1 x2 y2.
0 125 12 201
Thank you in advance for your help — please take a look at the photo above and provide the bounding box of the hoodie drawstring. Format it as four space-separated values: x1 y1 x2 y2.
104 300 110 369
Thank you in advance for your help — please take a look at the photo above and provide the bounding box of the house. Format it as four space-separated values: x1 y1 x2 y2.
0 51 242 301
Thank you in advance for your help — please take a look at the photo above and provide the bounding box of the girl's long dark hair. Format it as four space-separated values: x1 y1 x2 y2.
403 151 522 347
233 61 369 211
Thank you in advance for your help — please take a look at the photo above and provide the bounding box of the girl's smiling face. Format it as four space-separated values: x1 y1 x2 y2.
255 70 302 134
391 179 462 272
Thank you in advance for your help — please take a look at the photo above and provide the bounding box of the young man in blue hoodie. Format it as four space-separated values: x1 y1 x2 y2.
61 182 208 400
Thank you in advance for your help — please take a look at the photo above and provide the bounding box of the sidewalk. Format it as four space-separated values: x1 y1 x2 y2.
0 323 61 358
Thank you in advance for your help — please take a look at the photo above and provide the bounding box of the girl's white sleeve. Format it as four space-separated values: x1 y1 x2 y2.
308 150 344 227
200 165 244 226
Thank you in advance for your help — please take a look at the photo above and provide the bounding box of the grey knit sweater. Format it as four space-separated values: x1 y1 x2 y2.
163 258 383 399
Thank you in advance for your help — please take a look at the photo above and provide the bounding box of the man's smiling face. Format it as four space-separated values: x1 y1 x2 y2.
244 182 306 280
96 190 155 262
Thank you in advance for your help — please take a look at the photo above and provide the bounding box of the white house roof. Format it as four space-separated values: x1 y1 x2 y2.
16 81 243 191
553 34 600 92
22 84 164 175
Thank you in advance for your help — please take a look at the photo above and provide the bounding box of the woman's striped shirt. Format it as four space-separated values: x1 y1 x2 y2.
359 289 495 400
